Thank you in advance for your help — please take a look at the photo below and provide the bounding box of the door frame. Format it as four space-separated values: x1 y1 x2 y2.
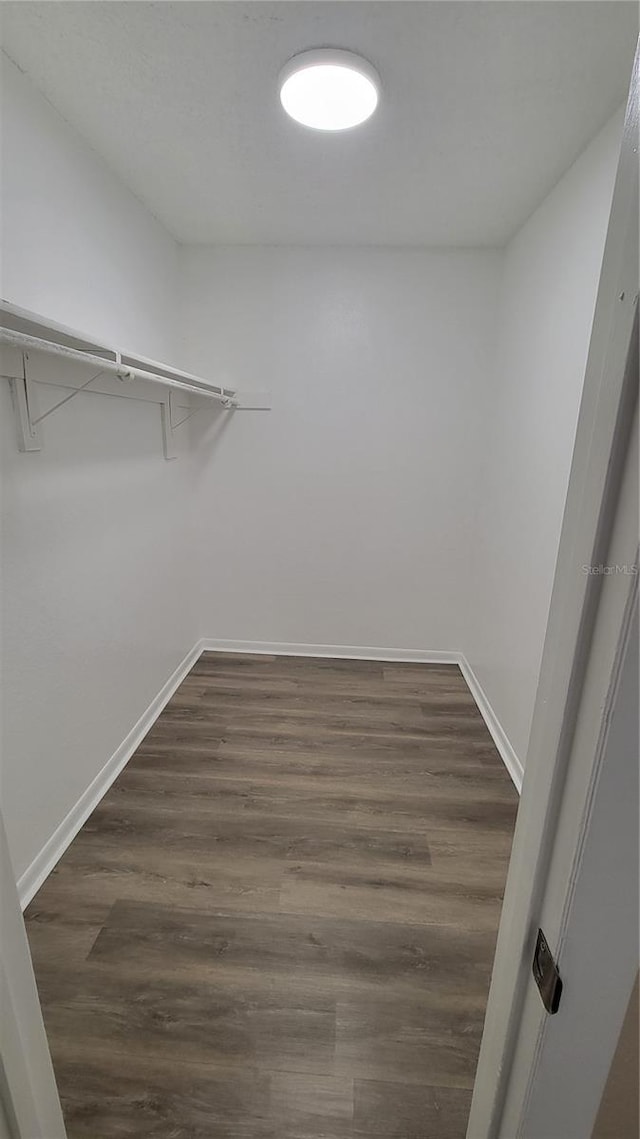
467 42 639 1139
514 544 638 1137
0 811 66 1138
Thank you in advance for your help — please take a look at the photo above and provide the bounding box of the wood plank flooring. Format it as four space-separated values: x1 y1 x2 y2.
24 653 519 1138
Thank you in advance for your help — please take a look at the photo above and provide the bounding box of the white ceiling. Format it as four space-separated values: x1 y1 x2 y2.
1 2 636 246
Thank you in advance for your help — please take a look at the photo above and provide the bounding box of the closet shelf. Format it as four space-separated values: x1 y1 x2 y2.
0 300 270 458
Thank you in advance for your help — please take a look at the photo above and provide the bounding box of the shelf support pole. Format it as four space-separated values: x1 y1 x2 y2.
9 354 41 452
161 393 178 461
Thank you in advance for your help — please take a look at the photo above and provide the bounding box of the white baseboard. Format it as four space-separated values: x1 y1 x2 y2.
200 638 460 665
18 637 522 908
17 639 205 910
458 654 524 793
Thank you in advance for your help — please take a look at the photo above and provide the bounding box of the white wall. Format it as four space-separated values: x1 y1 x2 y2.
464 109 623 767
0 57 198 886
0 50 623 890
180 108 621 772
1 55 177 358
179 245 502 652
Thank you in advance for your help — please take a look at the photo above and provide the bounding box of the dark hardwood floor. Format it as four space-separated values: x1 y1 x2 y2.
24 653 519 1138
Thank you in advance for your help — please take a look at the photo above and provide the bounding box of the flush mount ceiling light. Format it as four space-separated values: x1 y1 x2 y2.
279 49 380 131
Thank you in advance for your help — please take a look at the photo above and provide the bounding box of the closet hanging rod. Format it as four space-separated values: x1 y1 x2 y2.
0 328 239 407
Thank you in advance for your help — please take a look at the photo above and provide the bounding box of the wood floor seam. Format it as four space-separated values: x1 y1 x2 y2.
24 652 518 1139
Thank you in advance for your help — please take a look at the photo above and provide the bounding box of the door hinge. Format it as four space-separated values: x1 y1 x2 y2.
532 928 563 1014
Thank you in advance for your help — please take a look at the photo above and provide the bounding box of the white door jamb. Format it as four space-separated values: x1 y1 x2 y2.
466 43 639 1139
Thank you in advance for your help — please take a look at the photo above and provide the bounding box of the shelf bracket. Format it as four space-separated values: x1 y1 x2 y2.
6 352 111 452
9 353 42 452
161 390 240 459
161 393 178 461
30 366 107 426
170 405 204 430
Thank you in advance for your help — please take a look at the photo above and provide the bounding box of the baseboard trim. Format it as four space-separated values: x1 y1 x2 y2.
200 638 460 665
17 639 205 910
458 654 524 793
